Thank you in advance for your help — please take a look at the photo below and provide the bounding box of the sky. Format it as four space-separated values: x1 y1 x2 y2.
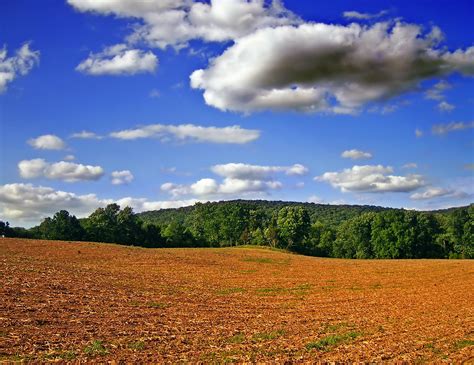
1 0 473 227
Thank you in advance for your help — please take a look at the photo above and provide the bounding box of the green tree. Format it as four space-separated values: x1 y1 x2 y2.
0 221 14 237
162 221 196 247
460 205 474 258
276 206 310 249
333 213 375 259
116 206 143 245
142 223 165 248
39 210 84 241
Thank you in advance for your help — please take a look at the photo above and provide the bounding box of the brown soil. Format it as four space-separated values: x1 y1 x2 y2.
1 238 473 363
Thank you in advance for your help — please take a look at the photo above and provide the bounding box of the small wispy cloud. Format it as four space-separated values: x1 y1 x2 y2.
341 149 372 160
343 10 389 20
70 130 103 139
432 121 474 135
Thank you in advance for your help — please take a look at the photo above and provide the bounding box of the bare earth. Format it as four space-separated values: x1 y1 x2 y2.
1 238 473 363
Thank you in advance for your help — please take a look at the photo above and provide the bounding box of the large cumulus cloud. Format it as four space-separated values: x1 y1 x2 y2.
68 0 299 49
0 183 202 227
190 21 474 113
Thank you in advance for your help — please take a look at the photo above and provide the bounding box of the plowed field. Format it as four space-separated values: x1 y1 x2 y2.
1 238 473 363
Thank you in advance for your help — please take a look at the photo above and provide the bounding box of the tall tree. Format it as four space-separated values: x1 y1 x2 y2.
276 206 310 249
39 210 84 241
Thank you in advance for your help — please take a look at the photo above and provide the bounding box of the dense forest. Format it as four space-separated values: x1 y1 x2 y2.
1 200 472 259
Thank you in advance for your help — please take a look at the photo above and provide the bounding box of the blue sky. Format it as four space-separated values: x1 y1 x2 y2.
1 0 473 226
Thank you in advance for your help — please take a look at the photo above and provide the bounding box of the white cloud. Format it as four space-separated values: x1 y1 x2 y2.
28 134 66 150
425 80 451 101
410 187 468 200
190 22 474 113
219 178 282 195
437 101 455 112
415 128 424 138
343 10 388 20
211 163 307 180
76 44 158 76
115 197 202 213
110 123 260 144
425 80 456 112
160 182 191 197
67 0 299 49
402 162 418 169
18 159 104 182
341 149 372 160
190 178 219 196
18 159 48 179
286 163 309 175
64 154 75 161
161 162 305 198
0 43 40 93
0 183 201 227
70 130 103 139
432 121 474 135
308 195 324 204
111 170 134 185
316 165 425 193
149 88 160 98
160 177 281 198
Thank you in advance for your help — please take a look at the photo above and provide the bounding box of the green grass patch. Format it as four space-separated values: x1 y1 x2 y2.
242 257 276 264
226 333 245 344
256 287 285 295
306 331 361 351
252 330 285 342
217 287 246 295
324 322 350 332
84 340 108 356
128 341 145 351
242 256 290 265
454 339 474 349
293 283 312 291
256 284 312 296
234 245 291 254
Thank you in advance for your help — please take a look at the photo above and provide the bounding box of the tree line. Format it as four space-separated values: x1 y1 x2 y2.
1 201 472 259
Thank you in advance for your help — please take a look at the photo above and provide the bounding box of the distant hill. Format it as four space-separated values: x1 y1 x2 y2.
138 199 470 227
138 199 394 228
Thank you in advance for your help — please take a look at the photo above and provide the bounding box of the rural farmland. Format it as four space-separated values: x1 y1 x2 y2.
1 238 473 362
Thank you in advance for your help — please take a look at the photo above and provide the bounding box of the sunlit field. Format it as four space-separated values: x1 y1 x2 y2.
1 238 473 362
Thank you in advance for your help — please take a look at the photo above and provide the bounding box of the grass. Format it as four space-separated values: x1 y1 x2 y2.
454 339 474 349
42 350 76 360
129 341 146 350
306 331 361 351
256 284 312 296
227 333 245 344
234 245 291 254
84 340 108 356
242 257 277 264
324 322 350 332
241 256 290 265
256 286 285 294
252 330 285 341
